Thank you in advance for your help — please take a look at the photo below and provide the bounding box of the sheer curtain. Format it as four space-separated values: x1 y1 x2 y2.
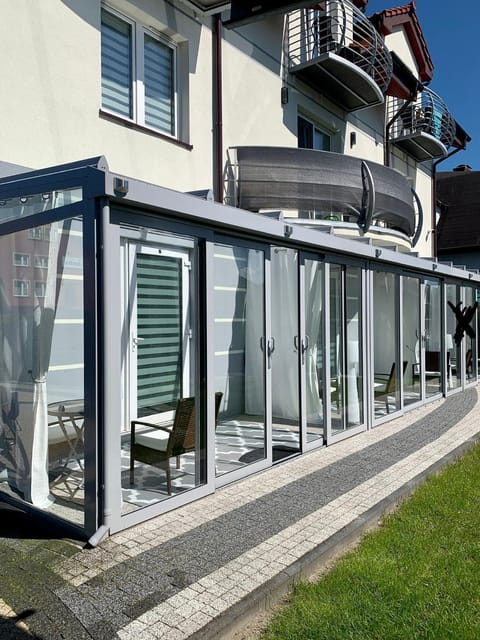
0 215 67 508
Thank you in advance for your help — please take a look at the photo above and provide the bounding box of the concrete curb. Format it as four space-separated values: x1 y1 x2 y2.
189 434 480 640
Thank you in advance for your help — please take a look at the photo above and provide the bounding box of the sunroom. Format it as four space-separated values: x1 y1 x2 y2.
0 158 478 541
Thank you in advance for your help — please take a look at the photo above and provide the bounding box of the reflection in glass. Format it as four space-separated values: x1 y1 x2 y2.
121 233 201 513
305 259 324 443
329 265 363 434
0 218 85 526
271 248 300 460
464 287 477 382
373 271 399 418
446 284 461 390
0 187 82 224
424 278 442 397
403 276 421 405
214 244 265 475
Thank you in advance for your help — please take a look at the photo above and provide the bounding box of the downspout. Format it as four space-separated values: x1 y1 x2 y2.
431 146 464 257
384 94 415 167
213 14 223 203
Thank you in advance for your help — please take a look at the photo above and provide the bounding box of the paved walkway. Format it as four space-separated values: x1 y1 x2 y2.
1 386 479 640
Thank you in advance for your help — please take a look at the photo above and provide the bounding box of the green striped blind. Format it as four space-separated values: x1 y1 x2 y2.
136 253 182 416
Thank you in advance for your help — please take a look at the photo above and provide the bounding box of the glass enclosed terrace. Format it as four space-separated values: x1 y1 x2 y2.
0 158 478 541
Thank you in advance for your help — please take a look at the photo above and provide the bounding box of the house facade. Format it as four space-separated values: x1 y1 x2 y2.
0 0 477 542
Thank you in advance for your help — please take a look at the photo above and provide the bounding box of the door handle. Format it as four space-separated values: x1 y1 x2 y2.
132 336 145 351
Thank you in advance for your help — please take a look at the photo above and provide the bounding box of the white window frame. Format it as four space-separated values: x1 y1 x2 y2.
13 280 30 297
101 5 178 138
34 254 49 268
13 252 30 267
34 281 47 298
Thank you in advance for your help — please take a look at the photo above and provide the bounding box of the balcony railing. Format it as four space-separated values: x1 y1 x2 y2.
225 146 422 244
287 1 392 111
387 87 456 161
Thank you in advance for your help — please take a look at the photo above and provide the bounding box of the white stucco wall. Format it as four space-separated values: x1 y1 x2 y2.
0 0 215 191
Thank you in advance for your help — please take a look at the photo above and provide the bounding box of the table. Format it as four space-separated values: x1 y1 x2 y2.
48 399 84 475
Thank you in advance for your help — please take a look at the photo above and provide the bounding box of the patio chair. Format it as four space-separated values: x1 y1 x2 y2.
374 361 407 414
129 392 223 494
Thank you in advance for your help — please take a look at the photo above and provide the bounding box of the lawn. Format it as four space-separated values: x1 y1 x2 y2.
261 441 480 640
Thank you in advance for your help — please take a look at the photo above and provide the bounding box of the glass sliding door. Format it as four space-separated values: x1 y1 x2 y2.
463 286 478 383
328 263 363 439
270 248 301 460
303 256 324 445
424 278 442 398
446 284 461 390
402 275 421 406
213 243 266 477
120 231 203 513
373 271 401 418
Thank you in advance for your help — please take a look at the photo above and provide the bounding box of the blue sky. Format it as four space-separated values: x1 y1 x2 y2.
366 0 479 170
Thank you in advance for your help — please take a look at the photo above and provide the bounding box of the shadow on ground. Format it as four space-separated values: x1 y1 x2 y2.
0 502 81 543
0 609 41 639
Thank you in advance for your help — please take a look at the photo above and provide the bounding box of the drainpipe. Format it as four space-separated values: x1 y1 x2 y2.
213 14 223 203
384 94 415 167
431 146 464 257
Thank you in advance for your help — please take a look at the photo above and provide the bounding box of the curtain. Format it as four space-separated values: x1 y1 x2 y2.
0 213 67 508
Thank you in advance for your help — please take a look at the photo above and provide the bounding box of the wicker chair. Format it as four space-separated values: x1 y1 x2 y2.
129 392 223 494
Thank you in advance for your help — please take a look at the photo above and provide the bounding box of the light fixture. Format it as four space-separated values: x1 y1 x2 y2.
350 131 357 148
19 196 28 204
42 192 51 201
284 224 293 238
114 177 129 196
375 248 382 257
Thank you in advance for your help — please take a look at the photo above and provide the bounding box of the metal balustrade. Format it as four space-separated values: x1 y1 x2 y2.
287 1 392 110
387 87 456 161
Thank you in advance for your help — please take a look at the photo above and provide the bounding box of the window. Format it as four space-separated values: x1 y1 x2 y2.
101 7 176 136
13 280 29 297
34 255 49 268
13 253 30 267
298 114 331 151
34 281 47 298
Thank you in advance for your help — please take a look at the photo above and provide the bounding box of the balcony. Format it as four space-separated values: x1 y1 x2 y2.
287 1 392 111
226 146 421 245
387 87 456 161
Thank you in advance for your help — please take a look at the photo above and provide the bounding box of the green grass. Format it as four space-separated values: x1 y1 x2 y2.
261 442 480 640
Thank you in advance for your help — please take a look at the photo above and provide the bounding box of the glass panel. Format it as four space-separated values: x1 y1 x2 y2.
345 267 362 427
329 264 344 432
424 278 442 397
304 258 324 443
373 271 399 418
101 9 133 118
0 187 82 225
214 245 265 476
329 264 363 435
0 218 85 527
403 276 421 405
446 284 461 390
271 248 300 459
121 232 201 513
463 287 477 382
144 34 174 135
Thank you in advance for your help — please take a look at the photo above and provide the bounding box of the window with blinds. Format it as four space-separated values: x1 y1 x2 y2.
136 253 182 416
101 7 176 137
